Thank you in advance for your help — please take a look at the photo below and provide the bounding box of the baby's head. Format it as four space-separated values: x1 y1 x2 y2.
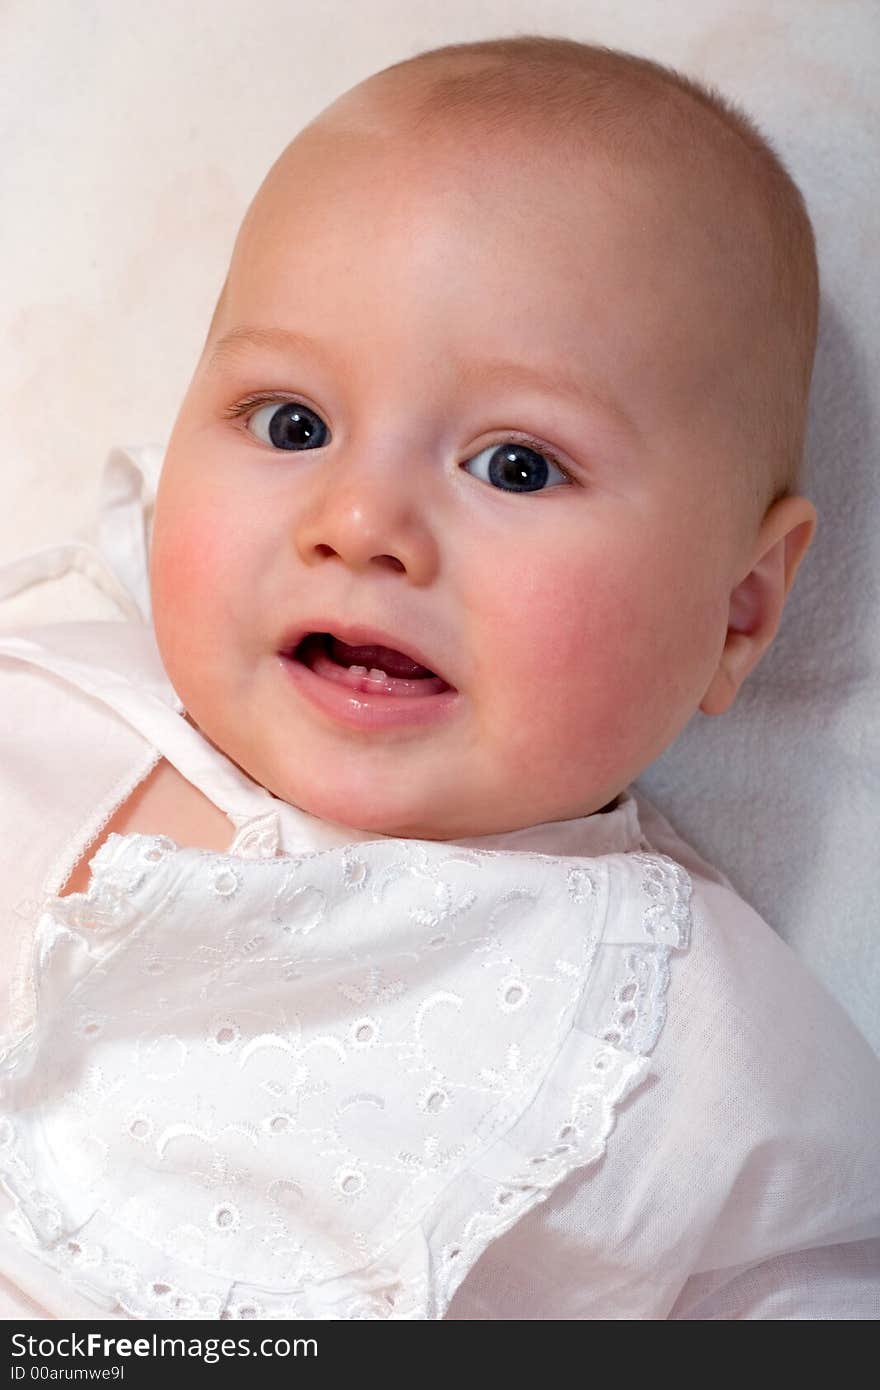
150 35 819 840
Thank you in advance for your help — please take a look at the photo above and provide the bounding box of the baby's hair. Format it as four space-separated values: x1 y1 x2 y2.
368 34 819 527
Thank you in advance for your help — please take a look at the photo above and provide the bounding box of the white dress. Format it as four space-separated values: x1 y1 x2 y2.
0 446 877 1320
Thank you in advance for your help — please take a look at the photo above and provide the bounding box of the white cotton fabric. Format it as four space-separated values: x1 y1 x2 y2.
0 812 691 1321
0 446 878 1320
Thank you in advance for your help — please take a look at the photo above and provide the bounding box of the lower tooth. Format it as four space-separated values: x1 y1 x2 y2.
348 665 368 677
367 668 387 680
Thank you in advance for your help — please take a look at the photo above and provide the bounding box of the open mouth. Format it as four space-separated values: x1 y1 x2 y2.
290 632 455 699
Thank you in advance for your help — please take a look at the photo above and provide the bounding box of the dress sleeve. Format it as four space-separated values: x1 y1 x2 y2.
448 874 880 1321
668 1238 880 1319
663 878 880 1321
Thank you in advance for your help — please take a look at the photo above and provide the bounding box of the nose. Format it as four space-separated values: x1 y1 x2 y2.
292 456 440 584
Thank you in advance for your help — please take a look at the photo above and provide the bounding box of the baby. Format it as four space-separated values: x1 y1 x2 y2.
1 35 878 1321
153 36 819 845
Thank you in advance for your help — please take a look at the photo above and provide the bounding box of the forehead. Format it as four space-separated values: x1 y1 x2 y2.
238 110 680 296
212 101 759 453
242 134 649 308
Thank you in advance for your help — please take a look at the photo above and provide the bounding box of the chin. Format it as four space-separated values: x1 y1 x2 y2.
270 775 446 840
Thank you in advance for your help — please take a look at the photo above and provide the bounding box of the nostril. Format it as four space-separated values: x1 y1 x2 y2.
310 546 404 573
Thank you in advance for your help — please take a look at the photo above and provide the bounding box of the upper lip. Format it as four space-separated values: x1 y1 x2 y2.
278 619 457 689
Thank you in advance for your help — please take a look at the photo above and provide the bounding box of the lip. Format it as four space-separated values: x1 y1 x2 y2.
277 619 456 690
279 650 462 731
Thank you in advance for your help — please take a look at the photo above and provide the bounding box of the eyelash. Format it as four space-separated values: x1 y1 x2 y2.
221 392 576 485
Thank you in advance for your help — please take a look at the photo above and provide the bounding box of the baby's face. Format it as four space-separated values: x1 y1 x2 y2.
151 98 751 838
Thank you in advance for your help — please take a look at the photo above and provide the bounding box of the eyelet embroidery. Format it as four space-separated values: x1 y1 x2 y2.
567 867 598 903
341 851 370 890
212 867 242 898
271 880 328 935
206 1017 241 1055
417 1085 449 1115
335 1167 367 1198
349 1017 380 1048
497 977 529 1012
263 1111 295 1136
140 836 178 866
78 1013 106 1039
124 1113 154 1144
227 812 281 861
0 837 692 1320
211 1202 241 1233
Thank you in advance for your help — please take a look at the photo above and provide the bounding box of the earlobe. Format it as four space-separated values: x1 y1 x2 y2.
699 495 819 717
699 635 751 716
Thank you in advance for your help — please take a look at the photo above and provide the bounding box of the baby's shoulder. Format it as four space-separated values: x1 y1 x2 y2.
60 757 234 896
0 624 157 955
0 618 174 796
632 787 878 1086
0 627 142 816
0 632 143 1036
632 868 880 1267
661 868 880 1135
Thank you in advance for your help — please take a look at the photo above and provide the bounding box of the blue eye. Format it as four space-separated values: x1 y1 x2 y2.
247 400 329 450
235 398 571 492
463 441 570 493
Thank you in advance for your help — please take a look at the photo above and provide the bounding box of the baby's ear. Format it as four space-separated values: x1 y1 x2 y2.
699 495 818 716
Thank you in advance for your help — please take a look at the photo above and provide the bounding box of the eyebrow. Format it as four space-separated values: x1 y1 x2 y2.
206 325 638 438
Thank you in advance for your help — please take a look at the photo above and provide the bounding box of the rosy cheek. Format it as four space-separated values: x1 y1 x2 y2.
488 557 609 698
151 509 241 696
152 510 229 619
481 551 646 784
151 531 190 609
